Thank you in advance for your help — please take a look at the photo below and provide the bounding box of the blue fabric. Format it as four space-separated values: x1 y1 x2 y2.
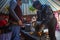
0 32 12 40
10 0 17 10
9 25 21 40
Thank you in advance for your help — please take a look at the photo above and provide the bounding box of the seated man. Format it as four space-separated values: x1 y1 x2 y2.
32 1 57 40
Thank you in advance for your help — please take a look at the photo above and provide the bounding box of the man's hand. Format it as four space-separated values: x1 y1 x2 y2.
18 20 25 28
18 20 23 26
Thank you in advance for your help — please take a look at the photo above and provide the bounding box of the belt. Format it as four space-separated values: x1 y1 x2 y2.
12 22 18 25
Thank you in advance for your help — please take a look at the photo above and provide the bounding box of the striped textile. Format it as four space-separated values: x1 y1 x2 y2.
0 32 12 40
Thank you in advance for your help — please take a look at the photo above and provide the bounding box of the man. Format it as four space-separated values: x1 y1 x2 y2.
9 0 23 40
32 1 57 40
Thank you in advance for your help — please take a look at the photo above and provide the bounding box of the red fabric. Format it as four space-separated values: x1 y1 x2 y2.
26 16 31 23
10 5 23 22
14 5 23 21
0 15 8 27
0 20 7 27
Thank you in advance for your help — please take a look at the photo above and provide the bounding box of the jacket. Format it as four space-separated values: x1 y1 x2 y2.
9 0 22 23
37 4 54 24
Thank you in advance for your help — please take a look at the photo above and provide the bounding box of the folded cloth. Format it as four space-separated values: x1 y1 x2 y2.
0 20 7 27
0 32 12 40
